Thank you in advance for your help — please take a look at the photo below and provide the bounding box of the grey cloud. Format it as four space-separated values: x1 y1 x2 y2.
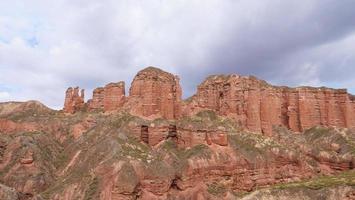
1 0 355 108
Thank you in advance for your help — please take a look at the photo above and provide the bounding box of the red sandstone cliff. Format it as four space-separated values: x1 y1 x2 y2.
0 80 355 200
126 67 182 119
182 74 355 135
63 87 85 114
62 67 355 136
75 67 182 119
87 82 125 111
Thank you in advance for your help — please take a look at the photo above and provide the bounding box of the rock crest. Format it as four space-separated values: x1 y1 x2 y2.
63 67 355 135
183 75 355 135
63 87 85 114
87 82 125 111
127 67 182 119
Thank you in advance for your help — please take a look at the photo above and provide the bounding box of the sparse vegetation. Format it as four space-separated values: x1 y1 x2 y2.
161 139 178 152
180 144 212 159
2 99 355 200
178 110 239 131
84 177 99 200
207 182 227 196
273 170 355 190
228 133 286 162
116 136 155 163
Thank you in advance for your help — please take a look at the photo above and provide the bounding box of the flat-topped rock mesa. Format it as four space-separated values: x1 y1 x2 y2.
183 74 355 135
63 67 355 135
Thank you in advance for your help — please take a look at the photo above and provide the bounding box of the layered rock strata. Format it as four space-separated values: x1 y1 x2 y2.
87 82 125 111
183 75 355 135
1 101 355 199
127 67 182 119
71 67 182 120
63 87 85 114
63 67 355 136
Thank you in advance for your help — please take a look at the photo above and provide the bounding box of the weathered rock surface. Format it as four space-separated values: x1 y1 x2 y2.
3 67 355 199
64 87 85 114
126 67 182 119
1 101 355 199
62 67 355 137
183 74 355 136
68 67 182 120
0 119 39 134
88 82 126 111
0 184 20 200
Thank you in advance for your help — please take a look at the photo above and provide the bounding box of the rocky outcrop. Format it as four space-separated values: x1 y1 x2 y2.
87 87 104 110
73 67 182 118
183 75 355 136
0 119 39 134
63 87 85 114
119 111 231 147
88 82 126 111
0 131 62 199
62 67 355 136
20 151 34 165
1 100 355 199
127 67 182 119
0 184 20 200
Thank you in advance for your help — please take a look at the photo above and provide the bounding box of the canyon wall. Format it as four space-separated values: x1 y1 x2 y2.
87 82 125 111
182 75 355 135
63 67 355 135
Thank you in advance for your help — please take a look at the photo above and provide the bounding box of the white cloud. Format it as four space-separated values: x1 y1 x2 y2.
1 0 355 108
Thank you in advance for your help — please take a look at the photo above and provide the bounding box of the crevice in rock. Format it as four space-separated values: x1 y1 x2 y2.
141 125 149 144
350 161 354 170
19 192 33 200
170 177 182 191
167 125 177 139
0 142 6 163
133 183 142 199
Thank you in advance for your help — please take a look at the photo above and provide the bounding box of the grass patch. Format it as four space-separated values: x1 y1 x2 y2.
207 182 227 196
178 110 239 132
54 152 68 168
84 177 99 200
161 139 178 152
273 170 355 190
180 144 212 159
120 137 152 162
304 127 332 141
109 112 141 128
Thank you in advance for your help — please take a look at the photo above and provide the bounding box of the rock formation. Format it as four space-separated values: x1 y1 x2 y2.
3 67 355 199
62 67 355 137
183 74 355 136
80 67 182 119
87 87 104 110
63 87 85 114
88 82 125 111
127 67 182 119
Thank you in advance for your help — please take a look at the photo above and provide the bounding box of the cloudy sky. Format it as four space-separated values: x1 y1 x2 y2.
1 0 355 109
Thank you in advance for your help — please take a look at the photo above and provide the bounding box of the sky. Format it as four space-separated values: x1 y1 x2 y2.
1 0 355 109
